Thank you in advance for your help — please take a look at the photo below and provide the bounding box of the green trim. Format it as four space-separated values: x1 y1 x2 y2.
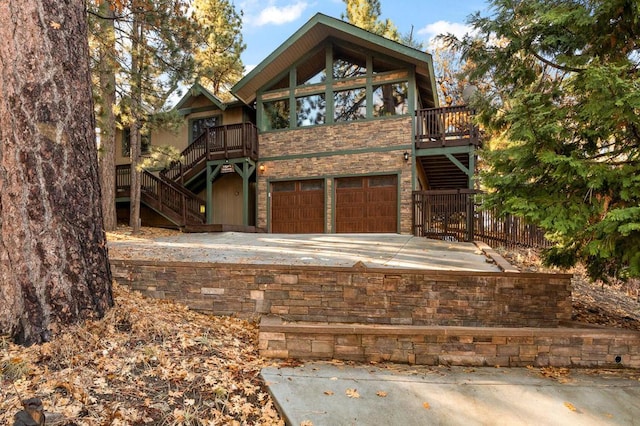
325 43 334 123
260 144 412 162
175 82 227 111
257 38 415 132
232 13 433 102
415 145 475 156
468 151 476 189
178 105 219 116
206 159 256 226
445 153 470 176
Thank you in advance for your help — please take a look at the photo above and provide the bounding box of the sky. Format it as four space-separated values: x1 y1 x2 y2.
236 0 490 71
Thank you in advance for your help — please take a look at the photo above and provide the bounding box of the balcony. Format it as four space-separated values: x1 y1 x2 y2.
415 105 480 148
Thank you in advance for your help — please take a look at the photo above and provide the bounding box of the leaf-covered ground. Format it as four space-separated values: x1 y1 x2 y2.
3 227 639 424
1 282 284 425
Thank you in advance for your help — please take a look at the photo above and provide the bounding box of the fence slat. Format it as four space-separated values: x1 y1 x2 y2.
412 190 550 249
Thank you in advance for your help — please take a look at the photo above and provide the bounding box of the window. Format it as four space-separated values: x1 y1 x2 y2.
332 46 367 79
297 50 326 85
296 94 326 127
122 128 150 157
373 82 408 117
272 181 296 192
264 99 290 130
334 88 366 122
300 180 324 191
191 116 218 144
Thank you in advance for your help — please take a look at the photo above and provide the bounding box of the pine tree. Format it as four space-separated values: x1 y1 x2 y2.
192 0 245 97
0 0 113 345
456 0 640 280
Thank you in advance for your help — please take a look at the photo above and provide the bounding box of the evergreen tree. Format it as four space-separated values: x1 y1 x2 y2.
0 0 113 344
455 0 640 280
342 0 398 40
192 0 245 97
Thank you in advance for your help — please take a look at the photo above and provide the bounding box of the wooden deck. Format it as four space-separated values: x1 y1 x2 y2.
161 122 258 184
116 122 258 229
415 105 480 148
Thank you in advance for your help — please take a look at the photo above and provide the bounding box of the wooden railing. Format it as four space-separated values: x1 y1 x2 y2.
412 190 550 249
161 122 258 183
116 165 206 227
415 105 480 148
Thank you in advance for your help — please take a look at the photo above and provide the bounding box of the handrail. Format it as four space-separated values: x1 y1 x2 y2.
415 105 480 146
160 122 258 183
116 165 206 226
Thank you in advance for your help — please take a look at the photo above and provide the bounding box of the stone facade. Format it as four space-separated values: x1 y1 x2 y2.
110 259 640 368
110 260 572 327
257 116 414 233
260 317 640 369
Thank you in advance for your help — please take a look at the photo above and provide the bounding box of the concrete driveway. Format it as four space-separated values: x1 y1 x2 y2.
262 363 640 426
107 232 502 272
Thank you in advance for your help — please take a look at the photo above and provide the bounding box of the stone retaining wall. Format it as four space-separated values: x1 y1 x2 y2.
259 316 640 369
110 260 572 327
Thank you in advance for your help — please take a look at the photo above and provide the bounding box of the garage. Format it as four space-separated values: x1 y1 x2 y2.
271 179 325 233
335 175 398 233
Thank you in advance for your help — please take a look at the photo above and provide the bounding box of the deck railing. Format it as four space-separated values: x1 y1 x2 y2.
412 189 550 249
161 122 258 182
415 105 480 147
116 165 206 227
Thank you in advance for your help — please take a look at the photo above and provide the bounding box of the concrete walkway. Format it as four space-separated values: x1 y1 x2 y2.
108 232 501 272
262 363 640 426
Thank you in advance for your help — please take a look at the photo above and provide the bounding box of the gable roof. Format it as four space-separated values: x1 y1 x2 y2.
174 82 227 113
232 13 438 107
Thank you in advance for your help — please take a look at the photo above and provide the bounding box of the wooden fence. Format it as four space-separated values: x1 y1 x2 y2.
412 190 550 249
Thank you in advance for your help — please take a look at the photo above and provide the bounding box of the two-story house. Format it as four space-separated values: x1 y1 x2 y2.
115 13 479 235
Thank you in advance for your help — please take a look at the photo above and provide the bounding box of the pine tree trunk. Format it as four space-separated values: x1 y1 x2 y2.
0 0 114 345
129 5 143 234
97 6 118 232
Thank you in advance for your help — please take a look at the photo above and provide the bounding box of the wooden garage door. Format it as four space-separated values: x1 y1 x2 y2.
271 180 324 233
335 175 398 233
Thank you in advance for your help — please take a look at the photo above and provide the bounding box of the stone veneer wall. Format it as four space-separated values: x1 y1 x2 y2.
259 317 640 368
110 259 640 368
110 260 572 327
257 117 414 233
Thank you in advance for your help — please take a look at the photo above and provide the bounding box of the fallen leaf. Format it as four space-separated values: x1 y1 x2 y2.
50 21 61 29
423 402 431 410
564 402 577 412
345 388 360 398
300 421 314 426
323 390 334 396
376 391 388 397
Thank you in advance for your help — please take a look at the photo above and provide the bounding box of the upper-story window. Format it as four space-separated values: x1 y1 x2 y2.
297 94 326 126
264 100 290 130
259 42 410 131
122 128 151 157
373 82 408 117
191 116 218 143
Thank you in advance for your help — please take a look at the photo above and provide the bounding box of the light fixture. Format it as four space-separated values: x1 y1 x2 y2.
403 151 410 162
259 164 265 173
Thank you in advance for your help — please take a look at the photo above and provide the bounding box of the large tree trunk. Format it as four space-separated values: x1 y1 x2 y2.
129 4 143 234
97 5 118 232
0 0 114 345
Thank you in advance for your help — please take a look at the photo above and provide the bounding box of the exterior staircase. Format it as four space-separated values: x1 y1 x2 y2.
116 122 258 230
